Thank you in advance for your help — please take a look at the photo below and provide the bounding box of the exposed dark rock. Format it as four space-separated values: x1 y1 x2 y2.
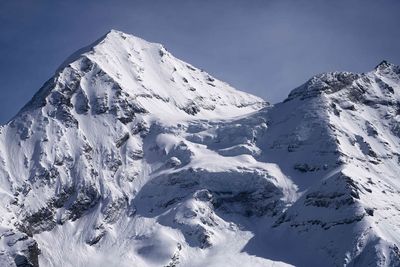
14 241 40 267
131 120 149 137
67 185 101 221
14 254 32 267
94 94 109 114
194 189 213 202
294 163 319 172
102 197 128 224
116 133 130 148
22 207 56 234
365 208 374 216
212 186 281 217
86 231 106 246
182 102 200 115
129 149 144 160
56 105 78 128
305 191 354 209
75 89 90 114
166 157 181 167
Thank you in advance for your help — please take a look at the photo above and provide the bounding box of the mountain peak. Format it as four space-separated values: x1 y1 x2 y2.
374 60 400 77
285 71 359 102
57 30 158 72
17 30 265 126
103 29 149 44
106 28 125 36
375 60 393 70
285 61 399 102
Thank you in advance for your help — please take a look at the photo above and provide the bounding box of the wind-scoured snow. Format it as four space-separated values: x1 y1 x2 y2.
0 31 399 267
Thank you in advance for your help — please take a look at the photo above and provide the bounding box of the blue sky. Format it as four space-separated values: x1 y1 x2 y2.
1 0 399 123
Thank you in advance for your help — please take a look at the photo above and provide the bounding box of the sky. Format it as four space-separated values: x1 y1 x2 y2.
0 0 400 123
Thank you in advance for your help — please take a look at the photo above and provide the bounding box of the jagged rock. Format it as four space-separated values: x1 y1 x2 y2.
166 157 181 167
86 231 106 246
67 186 100 221
115 133 130 148
294 163 319 172
75 89 90 114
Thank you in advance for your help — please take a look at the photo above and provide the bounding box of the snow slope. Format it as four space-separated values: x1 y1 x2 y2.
0 30 399 267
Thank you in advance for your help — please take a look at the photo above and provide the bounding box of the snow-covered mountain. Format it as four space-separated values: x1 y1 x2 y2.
0 30 399 267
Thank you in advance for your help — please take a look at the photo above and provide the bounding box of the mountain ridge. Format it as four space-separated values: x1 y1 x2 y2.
16 29 265 123
0 30 399 267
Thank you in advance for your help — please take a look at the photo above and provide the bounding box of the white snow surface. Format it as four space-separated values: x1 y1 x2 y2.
0 31 400 267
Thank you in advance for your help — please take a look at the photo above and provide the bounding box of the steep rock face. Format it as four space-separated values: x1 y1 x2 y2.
0 30 399 267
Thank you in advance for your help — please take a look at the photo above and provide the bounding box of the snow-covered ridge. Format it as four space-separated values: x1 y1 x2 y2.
286 60 400 102
260 60 400 266
0 30 400 267
18 29 265 123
